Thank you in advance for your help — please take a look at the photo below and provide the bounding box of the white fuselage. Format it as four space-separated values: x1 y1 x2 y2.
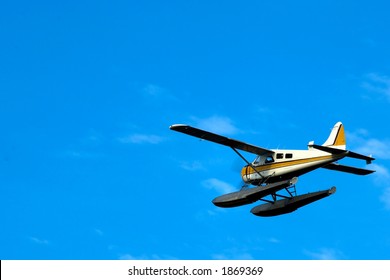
241 148 346 184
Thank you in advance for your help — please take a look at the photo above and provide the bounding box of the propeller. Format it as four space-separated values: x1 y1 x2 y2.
230 158 250 190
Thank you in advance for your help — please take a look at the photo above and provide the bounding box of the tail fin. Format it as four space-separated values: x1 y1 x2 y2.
323 122 346 150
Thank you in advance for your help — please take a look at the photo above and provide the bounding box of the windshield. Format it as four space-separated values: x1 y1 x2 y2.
253 155 263 165
253 155 274 165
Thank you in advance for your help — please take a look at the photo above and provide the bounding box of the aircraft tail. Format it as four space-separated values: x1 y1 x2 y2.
310 122 375 167
322 122 346 150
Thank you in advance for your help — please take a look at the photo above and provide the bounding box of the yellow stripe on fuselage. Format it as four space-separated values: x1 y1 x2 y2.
246 155 340 174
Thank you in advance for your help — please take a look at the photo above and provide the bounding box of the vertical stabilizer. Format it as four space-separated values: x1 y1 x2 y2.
322 122 346 150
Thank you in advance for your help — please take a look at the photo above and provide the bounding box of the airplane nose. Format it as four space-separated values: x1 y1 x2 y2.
241 165 250 183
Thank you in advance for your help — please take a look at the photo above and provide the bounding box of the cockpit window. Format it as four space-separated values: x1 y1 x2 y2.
265 156 274 163
253 156 262 165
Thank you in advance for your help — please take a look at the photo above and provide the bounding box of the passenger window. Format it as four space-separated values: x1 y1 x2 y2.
276 153 284 159
286 153 293 159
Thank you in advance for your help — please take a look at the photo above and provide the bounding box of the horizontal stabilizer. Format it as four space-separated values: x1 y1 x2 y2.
310 144 346 154
170 124 273 155
322 163 375 175
310 144 375 164
347 151 375 164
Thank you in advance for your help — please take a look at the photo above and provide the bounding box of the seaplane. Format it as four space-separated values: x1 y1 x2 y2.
170 122 375 217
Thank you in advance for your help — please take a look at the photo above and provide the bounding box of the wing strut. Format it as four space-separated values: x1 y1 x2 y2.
231 147 265 181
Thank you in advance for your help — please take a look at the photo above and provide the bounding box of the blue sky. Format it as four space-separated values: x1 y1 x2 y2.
1 0 390 260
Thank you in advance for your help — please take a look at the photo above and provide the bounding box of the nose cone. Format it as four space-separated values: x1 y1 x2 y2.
241 165 250 183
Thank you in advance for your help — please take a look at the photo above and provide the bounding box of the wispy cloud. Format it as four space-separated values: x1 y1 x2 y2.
304 248 345 260
61 150 103 159
370 163 390 182
212 252 254 260
348 130 390 160
192 115 239 135
355 139 390 160
380 187 390 210
210 236 264 260
118 133 164 144
29 236 50 245
94 228 104 236
255 106 272 114
268 237 281 244
370 163 390 210
194 207 229 222
143 84 166 97
348 130 390 187
58 129 105 159
361 73 390 101
119 254 144 260
142 83 177 102
179 160 205 171
202 178 236 194
348 129 390 210
119 253 176 260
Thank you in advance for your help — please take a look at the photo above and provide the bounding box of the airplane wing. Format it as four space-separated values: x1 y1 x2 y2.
170 124 274 155
321 163 375 175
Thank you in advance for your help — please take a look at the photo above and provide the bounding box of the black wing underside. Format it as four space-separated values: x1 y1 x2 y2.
170 124 273 155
